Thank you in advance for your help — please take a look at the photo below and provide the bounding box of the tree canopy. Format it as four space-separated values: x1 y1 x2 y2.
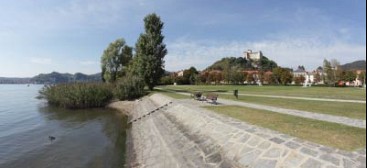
101 38 132 83
130 13 167 90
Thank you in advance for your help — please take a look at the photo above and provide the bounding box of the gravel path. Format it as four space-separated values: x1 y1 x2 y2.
220 92 366 104
217 98 366 129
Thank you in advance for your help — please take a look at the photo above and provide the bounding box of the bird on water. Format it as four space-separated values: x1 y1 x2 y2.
48 136 56 142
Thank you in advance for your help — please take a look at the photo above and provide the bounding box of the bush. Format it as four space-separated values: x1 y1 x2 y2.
159 76 174 85
114 76 145 100
39 83 113 109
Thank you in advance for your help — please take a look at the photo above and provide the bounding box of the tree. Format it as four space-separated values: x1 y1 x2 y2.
183 67 199 85
314 72 321 83
330 59 340 69
199 71 210 84
263 72 275 84
272 67 283 84
294 75 305 85
343 71 357 82
272 67 293 85
130 13 167 90
280 69 293 85
101 38 132 83
232 71 245 84
323 59 334 85
260 56 278 71
246 73 255 84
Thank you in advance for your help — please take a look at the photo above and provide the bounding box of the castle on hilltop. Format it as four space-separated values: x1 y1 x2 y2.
244 49 263 68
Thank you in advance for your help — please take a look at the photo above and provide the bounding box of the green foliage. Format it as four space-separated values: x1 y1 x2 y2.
101 38 133 83
260 56 278 71
340 71 357 82
182 67 199 84
39 83 113 109
175 76 189 85
323 59 335 85
206 57 250 71
206 56 277 72
130 13 167 90
272 67 293 85
160 75 174 85
114 75 145 100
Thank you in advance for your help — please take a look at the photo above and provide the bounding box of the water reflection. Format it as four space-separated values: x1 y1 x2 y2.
1 104 128 168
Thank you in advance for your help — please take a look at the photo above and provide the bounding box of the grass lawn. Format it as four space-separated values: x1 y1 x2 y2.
204 105 366 151
149 89 190 99
160 85 366 100
218 94 366 119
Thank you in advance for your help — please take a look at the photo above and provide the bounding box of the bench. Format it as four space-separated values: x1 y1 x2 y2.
192 92 203 100
205 93 218 104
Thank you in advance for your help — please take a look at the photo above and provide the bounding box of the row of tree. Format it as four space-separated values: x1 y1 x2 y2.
160 66 294 86
323 59 365 85
101 13 166 90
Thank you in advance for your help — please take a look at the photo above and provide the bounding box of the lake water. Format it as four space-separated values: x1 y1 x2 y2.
0 84 128 168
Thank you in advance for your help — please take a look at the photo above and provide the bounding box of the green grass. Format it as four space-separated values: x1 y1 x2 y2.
160 85 366 100
204 105 366 151
218 94 366 119
150 89 190 99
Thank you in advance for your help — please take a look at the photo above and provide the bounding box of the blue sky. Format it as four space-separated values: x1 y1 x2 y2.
0 0 365 77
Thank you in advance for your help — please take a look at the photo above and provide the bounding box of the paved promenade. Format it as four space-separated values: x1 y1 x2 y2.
124 94 366 168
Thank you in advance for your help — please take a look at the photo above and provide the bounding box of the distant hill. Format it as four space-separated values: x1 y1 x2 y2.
0 77 31 84
340 60 366 71
205 56 277 71
0 72 102 84
31 72 102 84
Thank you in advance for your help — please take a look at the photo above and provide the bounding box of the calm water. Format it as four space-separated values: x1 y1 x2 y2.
0 84 128 168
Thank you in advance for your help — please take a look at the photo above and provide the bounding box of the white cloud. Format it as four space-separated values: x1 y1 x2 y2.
165 37 366 71
30 57 52 65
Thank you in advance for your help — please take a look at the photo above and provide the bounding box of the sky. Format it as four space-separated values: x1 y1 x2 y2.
0 0 365 77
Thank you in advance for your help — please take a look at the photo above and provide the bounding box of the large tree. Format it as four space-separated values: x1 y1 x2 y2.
101 38 132 83
323 59 335 85
272 67 293 85
131 13 167 90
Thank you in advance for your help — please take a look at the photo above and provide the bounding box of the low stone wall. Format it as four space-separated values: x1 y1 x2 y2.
124 94 366 168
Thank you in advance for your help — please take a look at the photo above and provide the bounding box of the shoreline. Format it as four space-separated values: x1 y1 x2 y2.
110 93 366 168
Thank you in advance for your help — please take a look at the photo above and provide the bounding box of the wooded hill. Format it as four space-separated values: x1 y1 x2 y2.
340 60 366 71
0 72 101 84
205 56 278 71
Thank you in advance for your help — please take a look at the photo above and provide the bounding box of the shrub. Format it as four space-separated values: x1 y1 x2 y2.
39 83 113 109
114 76 145 100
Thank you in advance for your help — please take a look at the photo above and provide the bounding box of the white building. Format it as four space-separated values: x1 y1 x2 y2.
244 49 263 68
292 67 318 85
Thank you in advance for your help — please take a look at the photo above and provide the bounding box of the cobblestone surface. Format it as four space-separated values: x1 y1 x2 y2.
124 94 366 168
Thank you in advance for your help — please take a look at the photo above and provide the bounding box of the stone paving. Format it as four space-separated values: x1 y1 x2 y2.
125 94 366 168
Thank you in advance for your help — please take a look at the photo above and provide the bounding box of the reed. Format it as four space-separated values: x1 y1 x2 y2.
39 83 113 109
